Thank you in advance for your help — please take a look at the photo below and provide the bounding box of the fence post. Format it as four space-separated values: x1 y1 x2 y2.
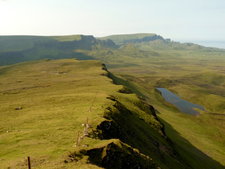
27 156 31 169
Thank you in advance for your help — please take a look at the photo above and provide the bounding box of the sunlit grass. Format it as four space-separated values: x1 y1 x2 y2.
0 59 121 168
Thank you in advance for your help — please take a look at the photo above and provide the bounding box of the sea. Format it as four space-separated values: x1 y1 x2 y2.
180 40 225 49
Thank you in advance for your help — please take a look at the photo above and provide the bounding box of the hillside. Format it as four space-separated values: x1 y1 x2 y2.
1 33 224 67
1 34 225 168
0 35 116 66
100 33 217 51
79 34 225 168
99 33 164 45
89 34 225 167
1 59 224 169
0 59 183 169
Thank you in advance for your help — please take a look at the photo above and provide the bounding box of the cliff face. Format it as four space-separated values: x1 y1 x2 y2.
1 58 224 169
99 33 165 45
65 65 189 169
123 35 164 44
0 35 116 65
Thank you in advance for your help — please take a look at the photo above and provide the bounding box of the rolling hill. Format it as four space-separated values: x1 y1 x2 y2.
1 33 225 168
0 59 199 169
99 33 164 45
0 35 116 66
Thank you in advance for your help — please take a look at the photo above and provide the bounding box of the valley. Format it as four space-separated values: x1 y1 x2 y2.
0 33 225 168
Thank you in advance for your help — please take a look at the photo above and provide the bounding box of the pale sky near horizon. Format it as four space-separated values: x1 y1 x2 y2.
0 0 225 41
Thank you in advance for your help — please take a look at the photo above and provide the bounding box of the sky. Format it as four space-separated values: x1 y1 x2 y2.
0 0 225 41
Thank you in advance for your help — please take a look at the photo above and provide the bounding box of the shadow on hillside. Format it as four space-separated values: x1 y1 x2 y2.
105 73 225 169
0 51 95 66
107 72 146 98
159 118 225 169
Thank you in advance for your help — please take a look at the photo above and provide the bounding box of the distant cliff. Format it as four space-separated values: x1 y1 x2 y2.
0 35 116 65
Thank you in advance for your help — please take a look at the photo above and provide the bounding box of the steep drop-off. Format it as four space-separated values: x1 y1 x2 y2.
0 59 193 169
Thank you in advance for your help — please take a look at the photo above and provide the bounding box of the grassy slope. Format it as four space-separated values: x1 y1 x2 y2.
0 35 82 52
114 57 225 166
0 35 115 66
99 33 157 45
0 59 190 169
0 36 56 52
52 35 82 42
110 72 225 169
1 34 225 168
82 40 225 168
0 59 122 168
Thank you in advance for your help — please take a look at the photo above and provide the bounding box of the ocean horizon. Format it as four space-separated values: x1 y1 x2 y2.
179 40 225 49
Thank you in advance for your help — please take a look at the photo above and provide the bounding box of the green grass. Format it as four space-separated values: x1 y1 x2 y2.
0 59 122 168
52 35 82 42
0 36 54 52
0 59 187 169
2 58 222 169
1 33 225 168
107 60 225 167
99 33 157 45
0 35 114 66
80 36 225 168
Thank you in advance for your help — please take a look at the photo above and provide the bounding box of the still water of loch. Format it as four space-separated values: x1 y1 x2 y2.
157 88 204 115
